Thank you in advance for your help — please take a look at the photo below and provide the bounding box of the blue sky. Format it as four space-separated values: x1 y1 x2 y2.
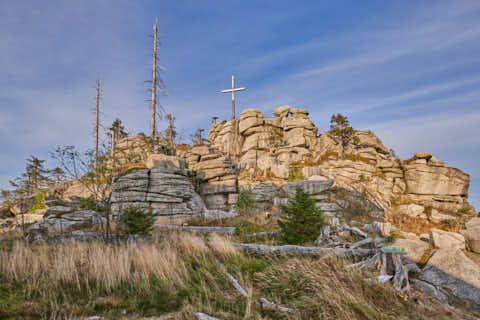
0 1 479 209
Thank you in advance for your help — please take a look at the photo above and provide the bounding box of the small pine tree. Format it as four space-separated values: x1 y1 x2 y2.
236 188 258 215
121 207 155 235
329 113 359 154
278 186 326 245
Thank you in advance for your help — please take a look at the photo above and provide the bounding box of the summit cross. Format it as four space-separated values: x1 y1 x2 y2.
221 75 246 120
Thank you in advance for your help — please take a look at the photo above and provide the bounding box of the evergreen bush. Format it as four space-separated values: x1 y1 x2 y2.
236 189 258 215
121 207 155 235
28 192 46 213
278 186 326 244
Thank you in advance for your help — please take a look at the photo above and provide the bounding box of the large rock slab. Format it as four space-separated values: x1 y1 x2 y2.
29 210 104 233
364 222 396 237
429 210 456 224
284 128 307 147
411 279 448 305
354 131 389 154
419 248 480 309
274 105 290 118
466 217 480 229
397 204 426 219
430 229 465 250
111 162 206 218
280 180 334 198
14 214 44 225
281 117 316 131
392 239 430 263
404 163 469 196
239 109 263 134
316 203 342 216
460 227 480 253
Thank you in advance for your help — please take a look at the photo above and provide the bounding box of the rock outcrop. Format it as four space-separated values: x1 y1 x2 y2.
460 217 480 253
110 159 205 222
187 105 471 214
419 248 480 310
391 239 430 263
429 229 466 250
29 210 104 233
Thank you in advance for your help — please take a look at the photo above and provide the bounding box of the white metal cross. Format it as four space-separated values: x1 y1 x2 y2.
221 75 246 120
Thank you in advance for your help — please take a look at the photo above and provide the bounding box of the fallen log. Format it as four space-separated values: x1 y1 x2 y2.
218 264 248 298
348 252 381 269
348 237 385 249
259 298 296 314
152 225 236 234
342 226 368 238
233 243 375 257
348 237 374 249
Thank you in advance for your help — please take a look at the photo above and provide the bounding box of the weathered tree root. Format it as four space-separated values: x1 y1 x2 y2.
349 249 413 291
259 298 296 314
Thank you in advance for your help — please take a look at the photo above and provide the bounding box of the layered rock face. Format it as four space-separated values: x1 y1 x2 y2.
186 105 471 213
110 160 205 221
403 153 470 212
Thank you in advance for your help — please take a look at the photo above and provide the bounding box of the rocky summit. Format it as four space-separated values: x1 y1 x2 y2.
175 105 471 214
2 104 479 317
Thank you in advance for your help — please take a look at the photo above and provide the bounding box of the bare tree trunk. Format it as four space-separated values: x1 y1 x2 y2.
150 17 158 147
94 79 100 169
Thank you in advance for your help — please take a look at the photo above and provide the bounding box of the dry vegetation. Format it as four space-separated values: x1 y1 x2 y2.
0 233 479 320
386 209 468 235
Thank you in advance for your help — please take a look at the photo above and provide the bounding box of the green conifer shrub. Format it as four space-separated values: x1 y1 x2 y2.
28 192 46 213
121 207 155 235
278 186 326 244
236 189 258 215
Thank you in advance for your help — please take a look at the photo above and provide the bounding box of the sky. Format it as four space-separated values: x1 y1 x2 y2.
0 1 479 209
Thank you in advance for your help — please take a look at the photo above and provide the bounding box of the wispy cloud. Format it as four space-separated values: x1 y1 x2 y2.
0 1 479 209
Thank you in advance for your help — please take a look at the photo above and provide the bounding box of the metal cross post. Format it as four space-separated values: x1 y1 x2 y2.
221 75 246 120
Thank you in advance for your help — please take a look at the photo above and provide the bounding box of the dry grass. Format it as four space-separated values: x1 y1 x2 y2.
1 234 479 319
254 256 478 320
0 234 246 319
209 233 239 258
1 238 187 293
388 211 465 235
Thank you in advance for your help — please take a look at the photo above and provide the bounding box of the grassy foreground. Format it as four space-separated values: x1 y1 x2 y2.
0 233 477 320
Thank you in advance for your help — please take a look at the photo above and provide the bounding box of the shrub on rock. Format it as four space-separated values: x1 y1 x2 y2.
278 186 326 244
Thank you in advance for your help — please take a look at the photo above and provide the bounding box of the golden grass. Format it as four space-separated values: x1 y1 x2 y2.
1 234 479 319
254 256 478 320
209 233 239 257
1 238 187 293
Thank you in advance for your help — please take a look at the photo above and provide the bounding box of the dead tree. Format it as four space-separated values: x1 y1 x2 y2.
164 113 176 154
192 128 204 145
94 79 101 169
147 16 166 149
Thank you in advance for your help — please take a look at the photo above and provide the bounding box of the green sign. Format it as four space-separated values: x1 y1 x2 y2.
381 246 406 254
